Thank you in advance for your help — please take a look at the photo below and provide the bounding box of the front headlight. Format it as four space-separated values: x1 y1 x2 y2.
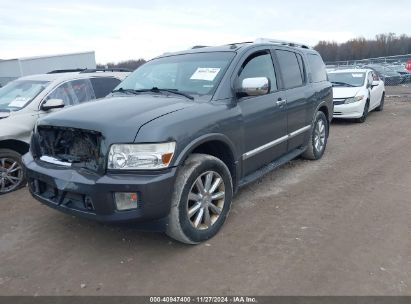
108 142 176 170
345 95 365 104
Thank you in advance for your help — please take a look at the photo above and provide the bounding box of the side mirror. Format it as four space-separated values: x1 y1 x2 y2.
41 98 65 111
371 80 379 87
237 77 270 97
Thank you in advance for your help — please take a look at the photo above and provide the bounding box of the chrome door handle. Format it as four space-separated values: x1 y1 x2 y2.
276 98 287 107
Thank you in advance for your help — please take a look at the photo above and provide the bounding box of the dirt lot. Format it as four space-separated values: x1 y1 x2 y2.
0 92 410 296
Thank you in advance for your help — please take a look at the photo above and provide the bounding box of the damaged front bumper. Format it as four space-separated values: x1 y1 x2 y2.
22 151 177 225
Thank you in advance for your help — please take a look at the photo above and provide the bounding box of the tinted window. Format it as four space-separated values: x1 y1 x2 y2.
91 77 121 98
276 50 303 89
307 54 327 83
238 52 277 92
296 54 306 83
46 79 96 106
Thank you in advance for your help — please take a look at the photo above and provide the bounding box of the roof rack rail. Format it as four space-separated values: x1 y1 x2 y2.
80 68 131 73
47 69 86 74
192 45 209 49
227 41 253 45
254 38 311 49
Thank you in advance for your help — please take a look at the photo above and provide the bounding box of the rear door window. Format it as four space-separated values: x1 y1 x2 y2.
275 50 304 89
90 77 121 98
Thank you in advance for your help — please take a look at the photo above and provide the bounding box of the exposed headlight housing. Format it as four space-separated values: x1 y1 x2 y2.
345 95 365 104
108 142 176 170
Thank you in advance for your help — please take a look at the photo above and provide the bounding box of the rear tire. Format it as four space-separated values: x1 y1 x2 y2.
0 149 26 195
375 93 385 112
166 154 233 244
302 111 329 160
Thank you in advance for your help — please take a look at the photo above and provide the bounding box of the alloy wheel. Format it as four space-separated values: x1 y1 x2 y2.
0 158 24 193
314 119 326 153
187 171 225 230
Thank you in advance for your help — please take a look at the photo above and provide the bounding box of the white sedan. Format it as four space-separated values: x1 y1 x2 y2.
328 69 385 123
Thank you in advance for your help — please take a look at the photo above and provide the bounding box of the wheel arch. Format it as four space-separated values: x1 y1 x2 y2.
174 134 238 189
314 100 332 124
0 139 30 155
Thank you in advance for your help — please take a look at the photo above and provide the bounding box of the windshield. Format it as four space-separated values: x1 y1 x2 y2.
328 72 365 87
114 52 235 98
0 80 49 110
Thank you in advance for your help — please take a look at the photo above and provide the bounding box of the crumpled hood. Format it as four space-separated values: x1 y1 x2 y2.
332 87 362 99
37 95 194 143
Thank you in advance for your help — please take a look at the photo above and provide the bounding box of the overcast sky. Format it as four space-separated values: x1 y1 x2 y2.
0 0 409 63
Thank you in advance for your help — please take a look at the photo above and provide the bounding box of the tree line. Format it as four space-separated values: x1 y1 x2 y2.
97 33 411 67
96 59 146 71
314 33 411 63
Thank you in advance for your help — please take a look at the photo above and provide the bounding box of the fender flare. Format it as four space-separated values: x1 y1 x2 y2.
313 100 332 124
173 133 238 167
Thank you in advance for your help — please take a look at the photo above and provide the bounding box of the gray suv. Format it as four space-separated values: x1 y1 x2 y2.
23 39 333 244
0 69 130 194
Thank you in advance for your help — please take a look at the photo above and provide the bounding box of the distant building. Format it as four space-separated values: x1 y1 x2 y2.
0 51 96 86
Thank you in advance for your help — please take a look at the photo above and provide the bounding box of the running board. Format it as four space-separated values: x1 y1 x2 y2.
238 147 306 188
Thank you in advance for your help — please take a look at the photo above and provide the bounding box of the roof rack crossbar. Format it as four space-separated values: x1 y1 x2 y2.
254 38 311 49
47 68 86 74
80 68 131 73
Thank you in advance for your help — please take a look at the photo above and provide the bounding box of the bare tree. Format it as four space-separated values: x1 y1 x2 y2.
314 33 411 62
97 59 146 71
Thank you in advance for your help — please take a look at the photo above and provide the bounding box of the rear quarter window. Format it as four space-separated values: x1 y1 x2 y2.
90 77 122 98
307 54 327 83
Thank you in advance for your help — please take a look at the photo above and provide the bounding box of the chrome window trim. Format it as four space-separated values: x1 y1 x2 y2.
242 125 311 160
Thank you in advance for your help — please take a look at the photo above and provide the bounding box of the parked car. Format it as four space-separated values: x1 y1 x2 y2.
388 64 411 83
0 69 130 194
365 64 403 86
328 69 385 123
23 39 333 244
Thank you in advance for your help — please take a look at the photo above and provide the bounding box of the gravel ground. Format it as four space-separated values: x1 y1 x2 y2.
0 95 410 296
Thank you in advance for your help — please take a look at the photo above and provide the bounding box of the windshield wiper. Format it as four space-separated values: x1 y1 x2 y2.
149 87 194 100
331 81 356 87
112 87 194 100
111 88 141 95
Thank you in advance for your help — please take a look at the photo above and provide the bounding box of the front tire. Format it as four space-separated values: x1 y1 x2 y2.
0 149 26 194
356 100 370 123
302 111 329 160
166 154 233 244
375 93 385 112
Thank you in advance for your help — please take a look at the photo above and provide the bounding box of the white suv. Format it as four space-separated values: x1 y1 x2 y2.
0 69 130 194
328 69 385 123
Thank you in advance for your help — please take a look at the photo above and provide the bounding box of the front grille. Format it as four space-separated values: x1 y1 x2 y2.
36 126 102 171
333 98 346 105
